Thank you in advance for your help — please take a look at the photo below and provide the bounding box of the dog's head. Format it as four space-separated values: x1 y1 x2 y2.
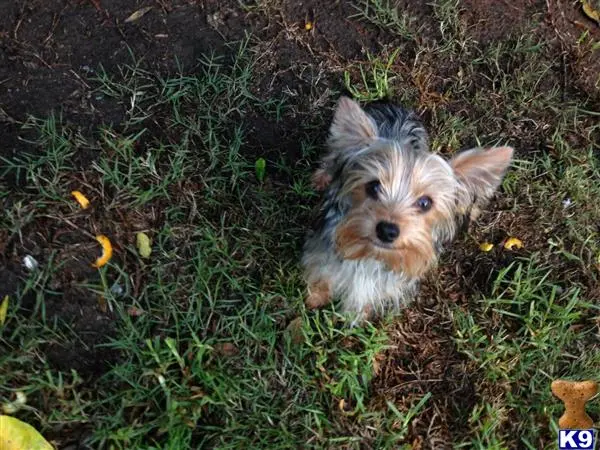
315 97 513 277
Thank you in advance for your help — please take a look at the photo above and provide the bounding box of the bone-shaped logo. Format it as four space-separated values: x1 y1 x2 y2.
551 379 598 429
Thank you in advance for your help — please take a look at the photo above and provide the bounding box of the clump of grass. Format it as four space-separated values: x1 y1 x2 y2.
351 0 418 41
344 49 401 102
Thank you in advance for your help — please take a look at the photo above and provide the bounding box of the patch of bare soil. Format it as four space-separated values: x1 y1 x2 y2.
461 0 546 43
544 0 600 100
371 302 476 449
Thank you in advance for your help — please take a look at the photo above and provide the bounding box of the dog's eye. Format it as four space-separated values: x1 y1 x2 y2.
365 180 382 199
416 195 433 212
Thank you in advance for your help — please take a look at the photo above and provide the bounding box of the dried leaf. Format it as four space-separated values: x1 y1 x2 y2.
124 6 153 23
213 343 239 356
92 235 113 268
136 232 152 259
582 1 600 24
0 415 54 450
71 190 90 209
285 316 304 345
97 296 108 313
503 237 523 250
127 306 144 317
0 296 8 326
479 242 494 252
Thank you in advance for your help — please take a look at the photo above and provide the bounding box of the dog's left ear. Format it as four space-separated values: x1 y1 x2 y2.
451 146 514 209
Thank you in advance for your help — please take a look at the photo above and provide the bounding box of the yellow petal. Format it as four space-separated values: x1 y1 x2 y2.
71 191 90 209
92 235 113 268
136 232 152 259
583 1 600 24
479 242 494 252
0 415 54 450
0 295 8 326
503 237 523 250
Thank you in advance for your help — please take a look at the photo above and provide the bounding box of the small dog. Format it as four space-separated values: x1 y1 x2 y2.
302 97 513 322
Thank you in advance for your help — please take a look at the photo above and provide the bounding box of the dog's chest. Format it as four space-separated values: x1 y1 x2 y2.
331 258 416 312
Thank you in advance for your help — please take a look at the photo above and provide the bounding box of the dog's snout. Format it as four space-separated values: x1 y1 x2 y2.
375 221 400 243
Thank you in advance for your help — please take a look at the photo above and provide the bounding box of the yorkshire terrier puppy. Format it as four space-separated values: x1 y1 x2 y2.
302 97 513 322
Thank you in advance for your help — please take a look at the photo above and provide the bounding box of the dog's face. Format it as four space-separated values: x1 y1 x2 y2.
314 97 513 278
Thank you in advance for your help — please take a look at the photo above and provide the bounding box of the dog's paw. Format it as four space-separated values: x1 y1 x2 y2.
305 280 331 309
305 291 331 309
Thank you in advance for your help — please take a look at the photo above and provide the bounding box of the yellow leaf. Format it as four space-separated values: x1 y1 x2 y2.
0 295 8 326
0 415 54 450
583 1 600 24
305 21 313 30
479 242 494 252
71 190 90 209
136 232 152 259
503 237 523 250
92 235 113 268
124 6 153 23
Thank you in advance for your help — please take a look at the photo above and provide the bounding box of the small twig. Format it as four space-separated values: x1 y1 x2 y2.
41 214 97 241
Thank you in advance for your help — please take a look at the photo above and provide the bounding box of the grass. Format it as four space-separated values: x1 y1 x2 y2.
1 2 600 449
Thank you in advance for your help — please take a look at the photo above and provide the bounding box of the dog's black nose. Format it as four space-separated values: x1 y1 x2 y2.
376 221 400 243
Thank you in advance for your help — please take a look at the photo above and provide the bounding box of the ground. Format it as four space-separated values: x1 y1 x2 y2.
1 0 599 449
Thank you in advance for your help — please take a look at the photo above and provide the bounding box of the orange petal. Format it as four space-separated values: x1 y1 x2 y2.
71 190 90 209
92 235 113 267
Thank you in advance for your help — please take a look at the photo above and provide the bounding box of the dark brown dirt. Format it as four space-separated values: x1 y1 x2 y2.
371 302 477 449
461 0 546 43
1 0 599 447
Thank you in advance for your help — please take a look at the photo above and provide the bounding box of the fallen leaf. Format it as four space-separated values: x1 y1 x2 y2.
2 392 27 414
124 6 153 23
479 242 494 252
71 190 90 209
136 232 152 259
0 296 8 326
285 316 304 345
255 158 266 182
14 392 27 406
2 403 18 414
338 398 355 415
0 415 54 450
582 1 600 25
503 237 523 250
92 235 113 268
213 343 239 356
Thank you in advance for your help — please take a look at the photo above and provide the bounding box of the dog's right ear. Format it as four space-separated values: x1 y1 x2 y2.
313 97 378 190
328 97 378 151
